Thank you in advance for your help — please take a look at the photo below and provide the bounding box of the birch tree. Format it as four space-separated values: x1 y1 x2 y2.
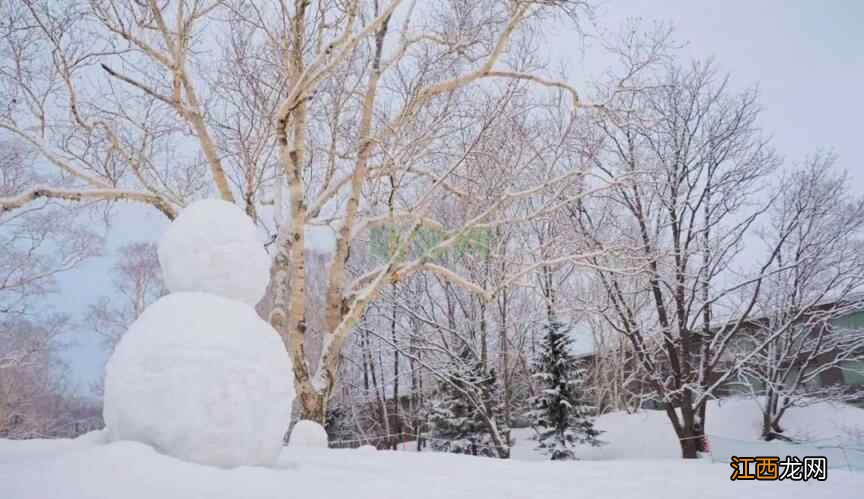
87 241 165 349
0 315 71 437
0 136 98 436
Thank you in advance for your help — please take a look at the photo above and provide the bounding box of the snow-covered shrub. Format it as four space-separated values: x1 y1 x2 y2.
425 351 509 458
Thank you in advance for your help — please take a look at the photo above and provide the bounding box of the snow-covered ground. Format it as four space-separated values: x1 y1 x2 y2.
0 434 861 499
2 398 863 499
510 397 864 462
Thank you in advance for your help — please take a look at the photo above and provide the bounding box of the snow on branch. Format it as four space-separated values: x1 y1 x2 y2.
0 186 177 219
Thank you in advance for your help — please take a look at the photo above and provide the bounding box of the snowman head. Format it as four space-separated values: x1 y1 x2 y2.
158 199 271 306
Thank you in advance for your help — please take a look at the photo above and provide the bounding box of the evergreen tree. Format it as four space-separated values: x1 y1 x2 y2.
529 320 602 460
425 350 509 457
324 405 354 448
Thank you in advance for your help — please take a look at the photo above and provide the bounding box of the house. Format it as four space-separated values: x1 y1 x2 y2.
577 297 864 412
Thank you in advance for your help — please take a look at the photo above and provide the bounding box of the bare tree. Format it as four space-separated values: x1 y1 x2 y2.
0 315 74 437
87 241 165 349
0 136 100 437
584 317 647 414
735 154 864 440
0 141 100 316
572 27 803 457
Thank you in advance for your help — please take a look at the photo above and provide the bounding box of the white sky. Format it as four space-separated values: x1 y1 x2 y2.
54 0 864 392
563 0 864 182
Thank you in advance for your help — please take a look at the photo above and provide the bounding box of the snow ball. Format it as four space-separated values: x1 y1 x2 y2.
158 199 270 306
103 292 294 468
288 420 329 448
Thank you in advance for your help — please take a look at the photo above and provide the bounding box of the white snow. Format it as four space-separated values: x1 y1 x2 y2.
103 292 294 467
509 398 864 464
158 199 271 306
288 420 329 448
3 399 863 498
1 437 861 499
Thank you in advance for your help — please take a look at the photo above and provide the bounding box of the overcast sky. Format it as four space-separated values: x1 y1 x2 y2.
54 0 864 393
566 0 864 178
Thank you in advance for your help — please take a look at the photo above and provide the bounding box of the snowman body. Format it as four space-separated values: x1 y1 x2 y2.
103 199 294 468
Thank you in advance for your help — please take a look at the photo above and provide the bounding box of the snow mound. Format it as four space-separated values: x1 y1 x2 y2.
357 445 377 452
158 199 270 305
509 397 864 462
103 292 294 467
289 420 329 448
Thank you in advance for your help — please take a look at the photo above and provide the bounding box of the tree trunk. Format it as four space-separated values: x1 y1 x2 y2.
391 301 401 450
498 293 512 446
298 388 327 424
670 400 706 459
675 415 703 459
376 348 391 445
485 418 511 459
761 391 789 441
762 412 775 441
479 298 487 370
362 330 370 391
761 389 778 440
680 434 701 459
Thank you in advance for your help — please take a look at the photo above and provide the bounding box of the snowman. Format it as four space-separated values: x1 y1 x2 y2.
102 199 295 468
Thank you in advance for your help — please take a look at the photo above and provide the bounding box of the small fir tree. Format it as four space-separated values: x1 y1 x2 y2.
425 350 508 457
529 320 602 460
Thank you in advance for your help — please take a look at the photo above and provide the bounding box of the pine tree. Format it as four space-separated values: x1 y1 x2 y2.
324 405 354 448
529 320 602 460
425 350 509 457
